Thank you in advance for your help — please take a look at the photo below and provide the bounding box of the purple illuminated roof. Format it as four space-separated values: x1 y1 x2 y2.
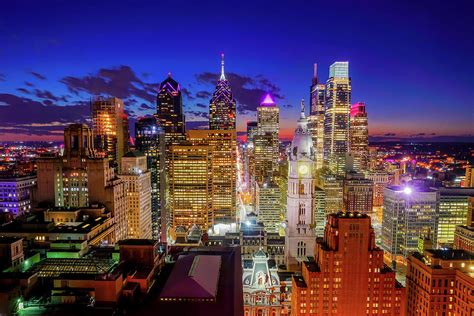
260 93 276 106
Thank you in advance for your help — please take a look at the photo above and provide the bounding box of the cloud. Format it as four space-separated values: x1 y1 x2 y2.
181 87 194 100
282 104 292 108
384 133 396 136
30 71 47 80
33 89 68 102
60 65 157 105
140 103 154 110
195 103 208 109
195 72 283 114
186 110 209 120
0 93 89 137
24 81 34 87
16 88 30 94
196 90 212 99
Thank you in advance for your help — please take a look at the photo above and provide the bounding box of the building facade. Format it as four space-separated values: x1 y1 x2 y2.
256 181 282 233
343 172 373 214
291 212 405 316
308 63 325 170
0 175 36 216
349 102 369 172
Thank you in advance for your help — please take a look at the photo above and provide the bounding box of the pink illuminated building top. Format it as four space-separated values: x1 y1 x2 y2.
260 93 276 106
350 102 367 117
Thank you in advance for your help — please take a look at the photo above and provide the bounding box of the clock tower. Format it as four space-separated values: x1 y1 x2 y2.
285 99 317 269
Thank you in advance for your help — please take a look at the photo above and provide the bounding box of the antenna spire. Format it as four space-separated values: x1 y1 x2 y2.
300 98 306 118
312 63 318 85
220 53 226 81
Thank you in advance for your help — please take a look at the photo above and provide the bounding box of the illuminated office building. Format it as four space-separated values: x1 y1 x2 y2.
256 180 281 233
187 130 237 224
246 121 258 142
318 173 343 215
292 212 405 316
437 188 474 247
169 144 213 232
285 100 317 269
253 133 276 186
406 249 474 316
155 73 186 138
135 117 166 240
366 170 393 207
120 151 152 239
209 53 236 130
349 102 369 172
343 171 373 214
381 184 439 260
256 94 279 175
91 96 128 169
308 63 325 169
465 165 474 187
323 62 351 176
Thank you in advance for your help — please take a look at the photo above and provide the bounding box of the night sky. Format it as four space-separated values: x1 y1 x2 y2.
1 0 473 142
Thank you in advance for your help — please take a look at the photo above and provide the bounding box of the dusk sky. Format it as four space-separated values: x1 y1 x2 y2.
0 0 473 142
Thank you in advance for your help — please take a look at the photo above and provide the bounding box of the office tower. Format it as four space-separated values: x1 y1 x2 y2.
209 53 236 130
169 144 213 231
406 249 474 316
155 73 186 138
119 151 152 239
308 63 325 169
246 121 258 142
187 130 237 224
285 100 317 269
313 187 326 237
0 175 36 216
256 94 280 174
323 62 351 176
36 124 95 208
349 102 369 172
292 212 405 316
318 173 343 215
465 165 474 187
454 225 474 253
91 96 128 169
253 133 276 185
135 117 166 240
366 170 393 207
343 171 374 214
437 188 474 247
381 184 439 260
256 180 281 233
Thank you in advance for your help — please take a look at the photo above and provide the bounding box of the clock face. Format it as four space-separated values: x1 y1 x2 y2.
298 164 309 175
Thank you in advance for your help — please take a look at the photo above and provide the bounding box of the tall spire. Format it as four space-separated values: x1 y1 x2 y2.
220 53 226 81
312 63 318 85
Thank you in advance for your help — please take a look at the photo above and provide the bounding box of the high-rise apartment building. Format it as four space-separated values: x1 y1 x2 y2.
209 54 236 130
343 171 373 214
120 151 152 239
349 102 369 172
382 184 439 260
91 96 128 169
187 130 236 224
135 117 166 240
406 249 474 316
308 63 325 169
0 175 36 216
285 100 317 269
323 62 351 176
169 144 213 232
292 212 405 316
437 188 474 246
256 180 281 233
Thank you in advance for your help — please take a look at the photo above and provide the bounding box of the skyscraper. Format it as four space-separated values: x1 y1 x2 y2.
187 129 237 224
91 96 128 169
246 121 258 142
308 63 325 169
155 73 186 138
285 100 317 269
382 184 439 260
135 117 166 241
169 144 214 232
350 102 369 172
292 212 406 316
256 180 281 233
120 151 152 239
255 93 279 182
209 53 236 130
323 62 351 176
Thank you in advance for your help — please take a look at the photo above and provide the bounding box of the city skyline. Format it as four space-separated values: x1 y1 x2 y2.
1 0 473 142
